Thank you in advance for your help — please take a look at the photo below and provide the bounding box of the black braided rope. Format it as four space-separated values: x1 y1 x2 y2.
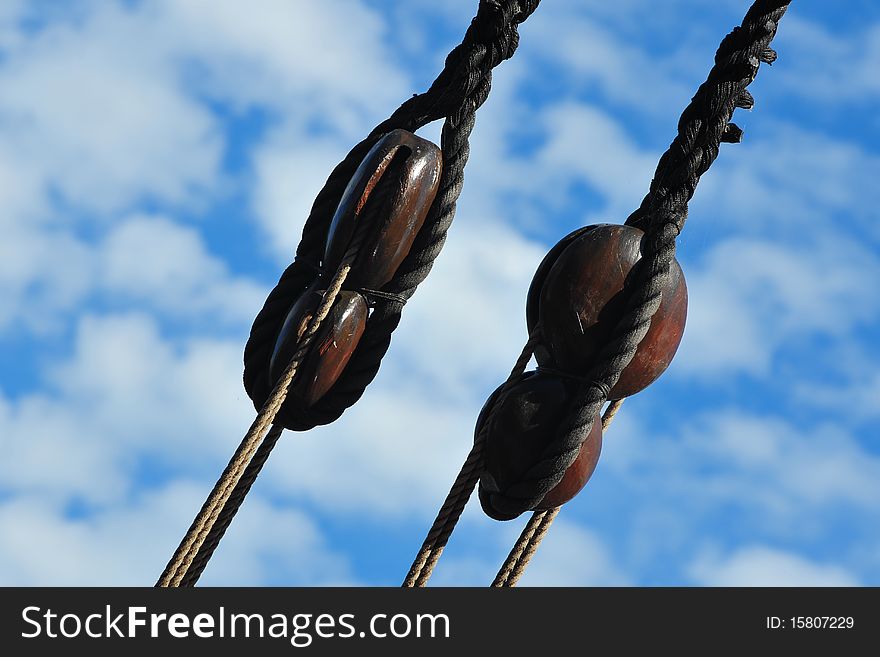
244 0 542 431
483 0 793 519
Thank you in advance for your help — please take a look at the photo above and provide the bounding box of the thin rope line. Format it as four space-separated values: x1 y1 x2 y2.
178 423 285 587
491 507 558 587
491 399 624 587
402 332 539 587
602 399 624 427
156 264 351 587
157 150 398 587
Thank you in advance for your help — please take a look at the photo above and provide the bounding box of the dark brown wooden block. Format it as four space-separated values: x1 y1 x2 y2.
269 287 368 406
534 224 687 399
269 282 323 388
536 417 601 509
477 371 603 517
323 129 442 289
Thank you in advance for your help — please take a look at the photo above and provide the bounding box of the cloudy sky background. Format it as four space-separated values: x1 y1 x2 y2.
1 0 878 586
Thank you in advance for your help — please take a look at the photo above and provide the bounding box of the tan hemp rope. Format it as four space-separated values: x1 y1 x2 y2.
157 264 352 587
491 399 624 587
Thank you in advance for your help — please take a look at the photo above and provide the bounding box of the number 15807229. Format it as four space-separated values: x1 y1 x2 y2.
766 616 854 630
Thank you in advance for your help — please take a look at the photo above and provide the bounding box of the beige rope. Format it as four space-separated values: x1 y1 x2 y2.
601 398 624 429
402 332 540 587
491 398 624 587
156 264 351 587
491 507 559 587
157 159 401 587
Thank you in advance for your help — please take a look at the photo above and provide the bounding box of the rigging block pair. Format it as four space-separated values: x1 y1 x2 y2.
245 130 442 429
249 127 689 523
478 224 688 520
160 0 792 589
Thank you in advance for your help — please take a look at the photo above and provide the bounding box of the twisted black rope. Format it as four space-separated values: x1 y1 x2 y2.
483 0 792 519
244 0 541 431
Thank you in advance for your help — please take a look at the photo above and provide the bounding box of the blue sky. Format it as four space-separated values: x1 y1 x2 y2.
0 0 878 586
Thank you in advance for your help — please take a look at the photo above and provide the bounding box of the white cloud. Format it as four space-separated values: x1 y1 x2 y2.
263 387 477 518
0 313 255 504
192 0 411 261
159 0 407 124
0 0 29 53
775 16 880 103
252 136 347 262
534 102 657 218
795 372 880 425
604 408 880 521
0 4 222 217
0 0 408 223
675 235 880 377
0 483 353 586
99 214 265 325
388 219 546 400
517 520 630 586
0 0 410 282
48 313 254 459
437 79 662 233
691 124 880 243
0 224 94 333
0 212 264 334
699 413 880 509
0 389 126 506
525 5 695 113
689 545 860 586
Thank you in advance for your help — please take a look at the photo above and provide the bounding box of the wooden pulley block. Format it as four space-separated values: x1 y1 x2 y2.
323 128 443 290
525 225 597 365
269 285 368 407
477 371 603 519
528 224 688 399
265 129 441 412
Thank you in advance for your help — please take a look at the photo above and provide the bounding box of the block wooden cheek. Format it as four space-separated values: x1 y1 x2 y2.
323 129 442 290
535 420 602 509
267 129 443 411
290 291 368 407
536 224 688 399
480 224 688 517
269 288 368 408
269 283 323 388
477 372 604 513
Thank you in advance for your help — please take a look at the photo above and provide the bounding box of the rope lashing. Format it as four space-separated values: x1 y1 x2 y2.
171 132 439 586
492 508 558 588
158 0 542 587
178 424 284 588
243 0 542 432
404 0 792 587
480 223 688 520
484 0 793 521
263 131 442 416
